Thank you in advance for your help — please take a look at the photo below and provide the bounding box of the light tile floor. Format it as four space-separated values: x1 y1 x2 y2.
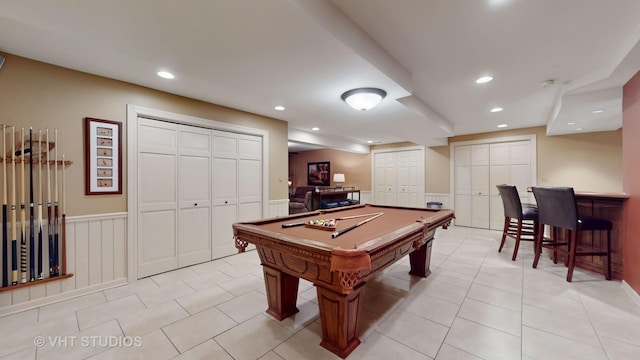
2 226 640 359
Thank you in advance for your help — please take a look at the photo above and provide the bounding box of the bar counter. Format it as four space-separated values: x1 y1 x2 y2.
570 191 628 279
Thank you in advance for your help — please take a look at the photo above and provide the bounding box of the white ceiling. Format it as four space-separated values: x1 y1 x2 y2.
1 0 639 153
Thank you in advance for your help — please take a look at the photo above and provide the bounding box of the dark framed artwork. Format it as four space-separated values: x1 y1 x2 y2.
307 161 330 186
84 117 122 195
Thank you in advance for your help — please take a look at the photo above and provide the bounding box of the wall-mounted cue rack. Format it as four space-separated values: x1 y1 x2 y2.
0 125 73 292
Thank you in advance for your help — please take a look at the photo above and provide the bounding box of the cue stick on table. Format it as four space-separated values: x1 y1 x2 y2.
331 212 384 239
281 212 385 228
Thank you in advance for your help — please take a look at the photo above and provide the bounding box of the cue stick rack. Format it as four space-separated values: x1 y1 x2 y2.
0 125 74 292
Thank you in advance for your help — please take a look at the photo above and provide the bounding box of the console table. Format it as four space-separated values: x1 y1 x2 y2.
310 187 360 210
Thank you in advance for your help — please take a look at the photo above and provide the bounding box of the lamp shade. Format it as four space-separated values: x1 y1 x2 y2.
333 173 345 183
341 88 386 111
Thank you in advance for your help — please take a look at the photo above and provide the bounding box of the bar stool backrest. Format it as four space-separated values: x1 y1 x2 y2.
496 184 523 220
531 186 578 231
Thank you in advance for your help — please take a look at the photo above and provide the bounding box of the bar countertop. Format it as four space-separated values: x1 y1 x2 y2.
574 191 630 200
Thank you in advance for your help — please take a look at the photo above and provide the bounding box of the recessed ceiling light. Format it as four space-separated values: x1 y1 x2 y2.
567 122 576 125
274 106 285 111
367 140 373 144
497 124 508 128
157 71 174 79
576 128 584 131
490 107 503 113
476 76 493 84
311 127 320 131
592 109 606 114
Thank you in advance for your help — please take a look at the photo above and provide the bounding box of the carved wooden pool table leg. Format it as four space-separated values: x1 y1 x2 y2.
316 284 363 359
262 266 300 320
409 231 435 277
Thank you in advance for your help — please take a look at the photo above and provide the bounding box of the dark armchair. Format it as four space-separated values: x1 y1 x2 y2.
290 186 314 204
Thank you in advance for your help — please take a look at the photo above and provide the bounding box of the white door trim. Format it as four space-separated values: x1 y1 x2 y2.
370 145 425 205
449 134 537 216
127 105 269 281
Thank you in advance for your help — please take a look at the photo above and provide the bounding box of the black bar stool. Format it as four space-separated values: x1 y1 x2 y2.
496 184 538 261
531 186 612 282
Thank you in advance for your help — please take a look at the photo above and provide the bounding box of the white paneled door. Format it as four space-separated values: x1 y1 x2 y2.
454 139 534 230
178 125 211 267
373 149 424 207
212 131 263 258
212 130 239 258
138 120 262 278
137 119 178 278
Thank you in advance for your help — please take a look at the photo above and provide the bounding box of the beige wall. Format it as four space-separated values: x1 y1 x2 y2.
447 126 622 193
297 126 623 195
289 149 371 190
0 53 289 216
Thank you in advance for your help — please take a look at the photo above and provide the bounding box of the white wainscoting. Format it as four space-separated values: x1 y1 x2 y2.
425 193 452 209
0 213 128 316
360 191 372 204
268 199 290 218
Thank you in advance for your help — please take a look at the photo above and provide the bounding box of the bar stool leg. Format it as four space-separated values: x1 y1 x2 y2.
566 230 577 282
533 222 543 268
512 220 522 261
605 229 612 280
499 217 509 253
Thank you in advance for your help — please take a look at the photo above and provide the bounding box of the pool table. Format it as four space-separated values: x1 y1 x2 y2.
233 204 454 358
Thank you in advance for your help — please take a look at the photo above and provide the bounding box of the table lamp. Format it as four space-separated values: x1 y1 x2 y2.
333 173 345 189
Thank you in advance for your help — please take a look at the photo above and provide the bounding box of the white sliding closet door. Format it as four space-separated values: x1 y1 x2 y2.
454 138 534 230
212 131 239 258
373 149 424 206
178 125 211 267
238 134 262 222
454 145 472 226
137 119 178 278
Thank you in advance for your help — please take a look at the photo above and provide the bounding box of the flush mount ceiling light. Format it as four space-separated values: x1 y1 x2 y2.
476 76 493 84
490 107 503 112
311 127 320 131
157 71 174 79
592 109 606 114
274 106 285 111
497 124 508 128
341 88 386 111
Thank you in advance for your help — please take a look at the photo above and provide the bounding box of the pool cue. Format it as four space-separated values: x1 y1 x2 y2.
46 129 54 277
61 154 66 275
37 129 43 279
19 127 27 283
28 128 35 281
10 127 18 285
281 212 388 228
334 213 384 221
53 129 59 276
331 212 384 239
2 125 8 287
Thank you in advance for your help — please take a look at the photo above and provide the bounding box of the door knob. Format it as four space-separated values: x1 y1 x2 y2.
225 200 228 204
194 203 198 206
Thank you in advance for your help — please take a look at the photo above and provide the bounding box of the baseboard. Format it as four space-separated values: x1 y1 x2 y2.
622 280 640 307
0 278 127 317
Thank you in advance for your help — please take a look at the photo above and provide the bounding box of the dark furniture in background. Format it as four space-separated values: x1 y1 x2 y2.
531 186 612 282
233 204 454 358
496 184 538 261
288 191 312 214
310 187 360 210
290 186 314 204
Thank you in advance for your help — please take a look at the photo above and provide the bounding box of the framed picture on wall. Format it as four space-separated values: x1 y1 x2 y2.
307 161 330 186
84 117 122 195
